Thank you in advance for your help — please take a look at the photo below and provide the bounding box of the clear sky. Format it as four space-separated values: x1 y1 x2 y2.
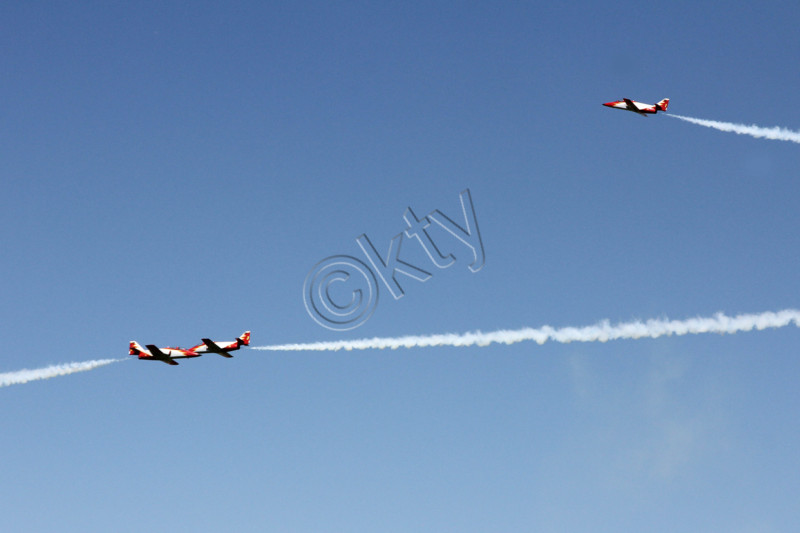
2 1 800 531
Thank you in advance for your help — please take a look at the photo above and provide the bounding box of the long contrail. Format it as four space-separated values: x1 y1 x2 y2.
0 359 124 388
252 309 800 352
667 114 800 144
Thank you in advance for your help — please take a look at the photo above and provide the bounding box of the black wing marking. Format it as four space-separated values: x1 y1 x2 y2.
146 345 166 357
145 345 178 364
201 339 234 358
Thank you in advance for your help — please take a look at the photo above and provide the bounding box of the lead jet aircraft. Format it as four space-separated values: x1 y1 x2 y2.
129 331 249 365
189 331 250 358
603 97 669 116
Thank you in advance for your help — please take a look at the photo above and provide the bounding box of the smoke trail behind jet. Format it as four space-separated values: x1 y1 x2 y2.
0 359 124 388
252 309 800 352
667 114 800 144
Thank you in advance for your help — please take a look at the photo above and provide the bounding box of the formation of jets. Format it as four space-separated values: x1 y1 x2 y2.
130 331 250 365
127 100 664 368
603 97 669 116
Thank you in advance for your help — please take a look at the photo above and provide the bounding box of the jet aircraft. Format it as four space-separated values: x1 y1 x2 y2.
190 331 250 358
603 97 669 116
129 331 250 365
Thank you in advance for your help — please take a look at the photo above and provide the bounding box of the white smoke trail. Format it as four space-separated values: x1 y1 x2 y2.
0 359 124 388
667 114 800 144
252 309 800 352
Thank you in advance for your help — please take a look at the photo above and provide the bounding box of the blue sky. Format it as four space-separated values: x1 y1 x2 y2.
2 1 800 531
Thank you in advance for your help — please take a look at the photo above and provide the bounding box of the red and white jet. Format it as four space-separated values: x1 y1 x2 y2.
190 331 250 359
603 97 669 116
129 331 250 365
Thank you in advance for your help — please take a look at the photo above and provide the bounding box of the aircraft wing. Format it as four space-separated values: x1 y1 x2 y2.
622 98 648 116
146 345 179 365
201 339 234 358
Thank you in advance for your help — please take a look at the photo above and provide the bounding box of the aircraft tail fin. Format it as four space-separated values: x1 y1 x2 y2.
238 331 251 347
129 341 145 355
656 98 669 112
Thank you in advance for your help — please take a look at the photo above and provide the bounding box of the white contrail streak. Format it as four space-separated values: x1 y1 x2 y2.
667 114 800 144
0 359 124 388
252 309 800 352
